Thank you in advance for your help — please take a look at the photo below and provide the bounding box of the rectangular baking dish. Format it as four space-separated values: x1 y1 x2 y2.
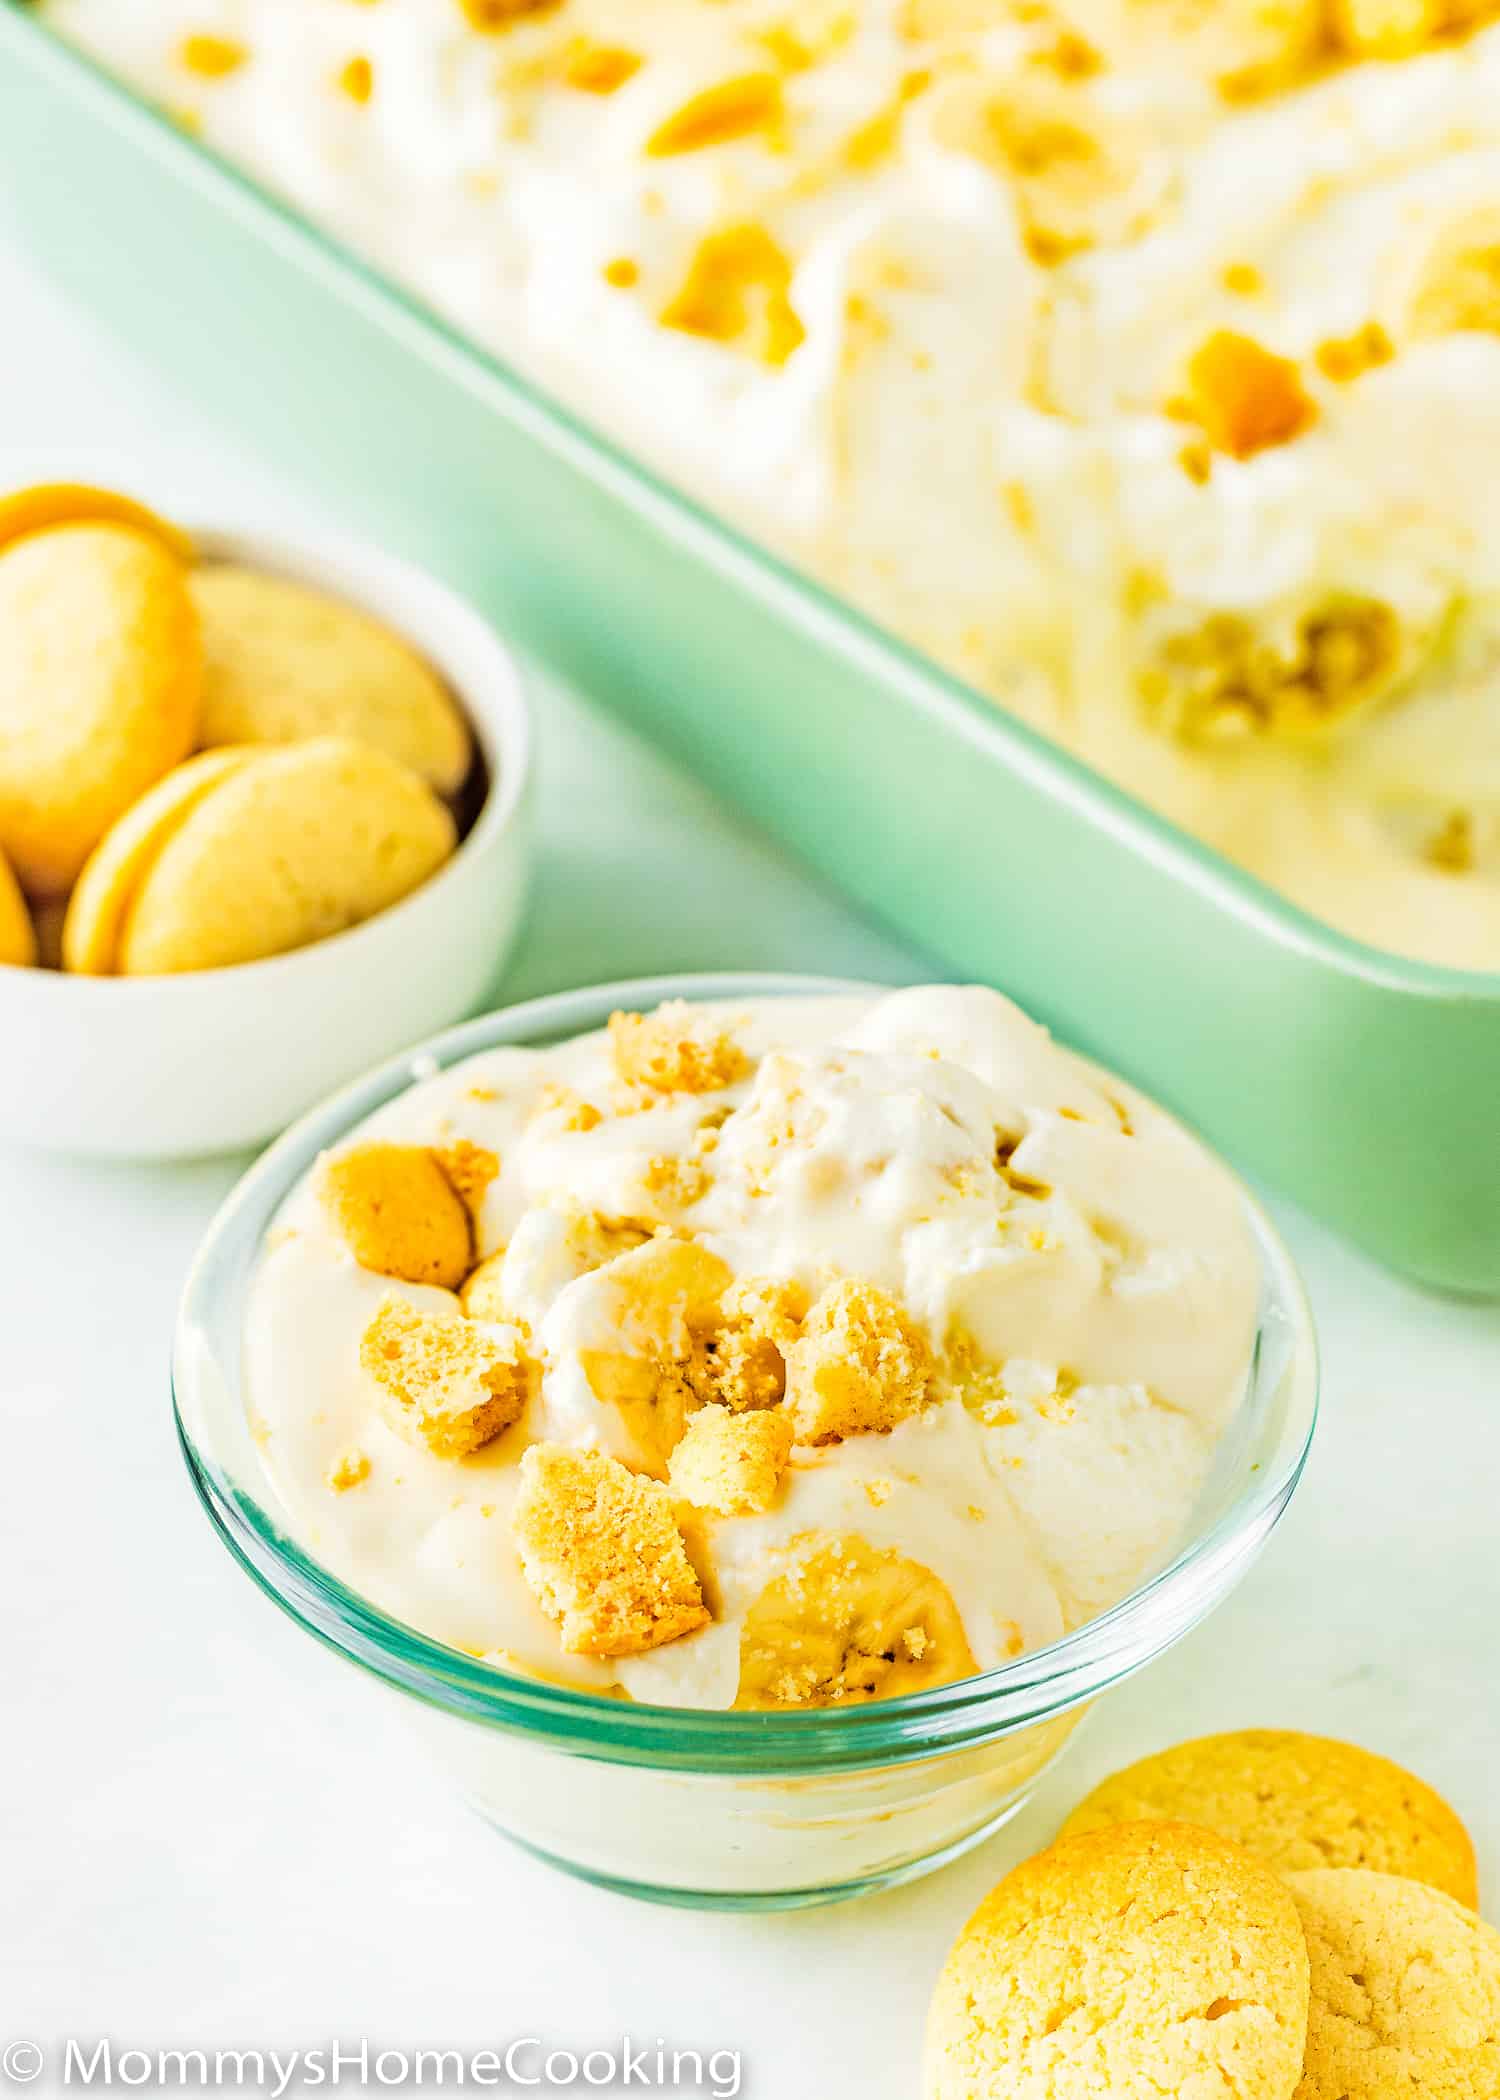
3 3 1497 1296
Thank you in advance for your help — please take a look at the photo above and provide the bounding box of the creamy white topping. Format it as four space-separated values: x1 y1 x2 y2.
44 0 1500 967
243 988 1259 1708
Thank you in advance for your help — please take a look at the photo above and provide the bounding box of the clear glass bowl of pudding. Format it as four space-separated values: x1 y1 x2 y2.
173 973 1318 1910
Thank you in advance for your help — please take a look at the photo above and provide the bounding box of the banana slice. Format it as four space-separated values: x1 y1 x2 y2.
735 1532 977 1709
576 1237 734 1474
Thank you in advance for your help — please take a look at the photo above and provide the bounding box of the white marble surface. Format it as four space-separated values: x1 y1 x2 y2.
2 240 1498 2100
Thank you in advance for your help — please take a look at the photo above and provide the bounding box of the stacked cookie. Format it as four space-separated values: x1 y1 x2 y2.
926 1729 1497 2098
0 483 472 974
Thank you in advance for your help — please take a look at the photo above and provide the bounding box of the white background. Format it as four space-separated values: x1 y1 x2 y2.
2 235 1498 2100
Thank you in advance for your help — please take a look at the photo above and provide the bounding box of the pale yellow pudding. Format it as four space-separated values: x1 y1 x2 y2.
244 988 1258 1709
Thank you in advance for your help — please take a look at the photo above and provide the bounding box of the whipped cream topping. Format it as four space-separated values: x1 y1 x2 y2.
243 989 1259 1709
44 0 1500 969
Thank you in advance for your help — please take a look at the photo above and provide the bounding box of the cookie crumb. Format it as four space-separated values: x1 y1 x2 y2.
609 1000 751 1094
1330 0 1446 55
457 0 562 29
786 1279 933 1443
669 1404 794 1516
435 1138 500 1223
1184 330 1316 459
322 1142 472 1289
338 55 374 103
529 1083 603 1132
512 1444 711 1656
360 1298 531 1459
563 40 643 92
640 1154 710 1209
326 1448 371 1492
1315 320 1393 384
179 32 248 77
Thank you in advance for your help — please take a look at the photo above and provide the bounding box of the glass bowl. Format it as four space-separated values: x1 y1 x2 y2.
173 973 1319 1911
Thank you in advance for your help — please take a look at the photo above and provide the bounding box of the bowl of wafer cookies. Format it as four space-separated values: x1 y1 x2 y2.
0 482 532 1156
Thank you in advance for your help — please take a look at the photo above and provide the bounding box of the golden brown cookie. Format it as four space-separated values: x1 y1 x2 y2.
608 1000 751 1093
115 735 456 974
0 523 201 894
0 482 195 564
62 748 256 975
512 1443 711 1658
360 1297 531 1459
1291 1868 1500 2099
786 1277 934 1443
322 1142 474 1289
668 1404 793 1516
0 841 37 968
1059 1730 1479 1907
924 1822 1310 2100
192 565 472 794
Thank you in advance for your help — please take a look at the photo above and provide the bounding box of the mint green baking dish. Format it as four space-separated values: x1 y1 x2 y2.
3 3 1497 1295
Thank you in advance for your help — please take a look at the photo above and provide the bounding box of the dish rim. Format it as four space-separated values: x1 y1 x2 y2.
172 971 1320 1777
8 3 1498 1003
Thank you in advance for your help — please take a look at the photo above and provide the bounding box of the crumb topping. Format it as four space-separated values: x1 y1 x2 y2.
1407 218 1500 338
669 1403 794 1516
562 40 643 93
608 1001 752 1094
338 55 374 103
322 1142 472 1289
1314 320 1394 383
646 73 783 158
325 1448 371 1492
528 1083 603 1133
512 1443 711 1656
1184 331 1317 460
178 32 248 77
1330 0 1451 56
639 1153 710 1211
661 224 807 367
434 1138 500 1223
360 1298 531 1459
786 1278 935 1444
457 0 562 30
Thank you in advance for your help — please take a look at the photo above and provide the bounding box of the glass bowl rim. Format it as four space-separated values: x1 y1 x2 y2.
173 971 1319 1774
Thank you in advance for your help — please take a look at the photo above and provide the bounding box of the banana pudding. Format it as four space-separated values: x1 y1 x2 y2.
41 0 1500 970
245 987 1259 1710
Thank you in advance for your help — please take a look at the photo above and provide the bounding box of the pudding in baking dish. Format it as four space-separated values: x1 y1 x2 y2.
243 986 1258 1708
46 0 1500 967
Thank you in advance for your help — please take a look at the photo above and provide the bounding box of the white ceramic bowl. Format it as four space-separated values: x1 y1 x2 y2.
0 518 532 1157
